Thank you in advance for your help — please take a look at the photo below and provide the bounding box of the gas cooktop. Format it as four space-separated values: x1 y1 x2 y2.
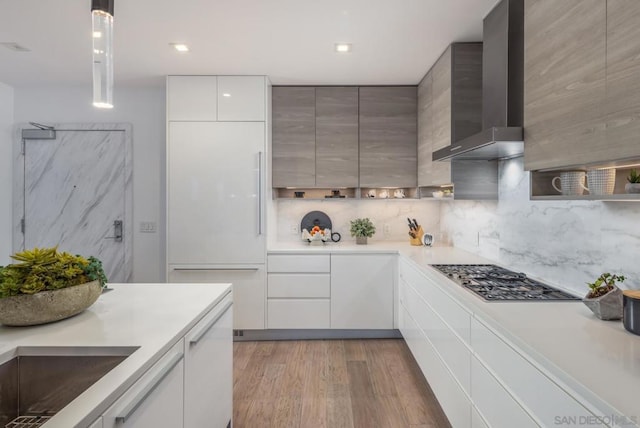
430 264 580 302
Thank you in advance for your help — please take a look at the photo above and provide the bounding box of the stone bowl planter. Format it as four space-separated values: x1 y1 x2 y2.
583 286 624 320
0 280 102 326
625 183 640 194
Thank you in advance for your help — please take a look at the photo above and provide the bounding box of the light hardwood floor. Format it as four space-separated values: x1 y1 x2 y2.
233 339 451 428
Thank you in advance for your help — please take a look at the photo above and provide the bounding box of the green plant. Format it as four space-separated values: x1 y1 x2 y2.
350 218 376 238
0 247 107 299
627 169 640 183
586 273 625 299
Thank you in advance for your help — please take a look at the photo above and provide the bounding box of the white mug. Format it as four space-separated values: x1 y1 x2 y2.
584 169 616 195
379 189 389 199
394 189 405 198
552 171 586 196
367 189 376 198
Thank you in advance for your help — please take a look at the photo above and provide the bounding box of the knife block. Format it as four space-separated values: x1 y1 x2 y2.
410 226 424 246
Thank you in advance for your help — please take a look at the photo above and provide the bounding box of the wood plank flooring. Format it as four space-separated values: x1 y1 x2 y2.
233 339 451 428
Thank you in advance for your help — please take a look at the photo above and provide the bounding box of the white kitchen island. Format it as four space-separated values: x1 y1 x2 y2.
0 283 232 428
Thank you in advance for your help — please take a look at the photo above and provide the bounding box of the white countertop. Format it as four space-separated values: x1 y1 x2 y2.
0 283 231 428
270 241 640 424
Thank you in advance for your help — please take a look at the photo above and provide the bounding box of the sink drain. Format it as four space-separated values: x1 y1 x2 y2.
5 415 52 428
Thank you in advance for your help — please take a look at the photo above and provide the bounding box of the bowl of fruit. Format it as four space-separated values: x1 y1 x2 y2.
301 225 331 245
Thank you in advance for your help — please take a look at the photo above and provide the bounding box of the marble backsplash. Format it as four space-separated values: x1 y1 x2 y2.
275 199 442 244
441 157 640 295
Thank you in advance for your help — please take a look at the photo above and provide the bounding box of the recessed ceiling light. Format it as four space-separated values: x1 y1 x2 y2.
222 93 231 97
0 42 30 52
335 43 352 53
170 43 190 52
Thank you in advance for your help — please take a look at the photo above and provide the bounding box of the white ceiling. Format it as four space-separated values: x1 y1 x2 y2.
0 0 499 88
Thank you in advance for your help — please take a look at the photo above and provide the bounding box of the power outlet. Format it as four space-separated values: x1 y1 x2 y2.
140 221 156 233
289 224 299 235
383 223 391 237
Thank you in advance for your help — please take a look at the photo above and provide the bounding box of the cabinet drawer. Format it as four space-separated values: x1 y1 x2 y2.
267 299 330 329
268 274 330 298
400 277 470 395
400 260 471 345
267 255 330 273
400 303 472 428
471 355 537 428
471 317 596 426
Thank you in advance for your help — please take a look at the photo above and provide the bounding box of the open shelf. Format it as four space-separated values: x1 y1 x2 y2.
530 165 640 201
274 187 423 200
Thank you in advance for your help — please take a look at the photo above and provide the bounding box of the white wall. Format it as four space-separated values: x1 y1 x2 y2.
441 157 640 295
13 85 165 282
0 82 14 265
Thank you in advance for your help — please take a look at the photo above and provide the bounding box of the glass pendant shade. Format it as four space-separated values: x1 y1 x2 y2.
92 0 114 108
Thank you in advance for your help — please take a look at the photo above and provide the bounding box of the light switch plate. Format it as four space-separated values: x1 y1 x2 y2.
140 221 156 233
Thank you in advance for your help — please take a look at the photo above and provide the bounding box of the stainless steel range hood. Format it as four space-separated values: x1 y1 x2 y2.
434 0 524 161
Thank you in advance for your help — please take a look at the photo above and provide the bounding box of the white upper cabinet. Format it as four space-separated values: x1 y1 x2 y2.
217 76 266 121
167 76 218 121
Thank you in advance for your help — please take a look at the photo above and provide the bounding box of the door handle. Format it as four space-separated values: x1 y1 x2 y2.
257 151 263 236
105 220 123 242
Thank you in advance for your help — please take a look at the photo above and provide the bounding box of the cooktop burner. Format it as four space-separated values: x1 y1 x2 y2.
430 264 579 302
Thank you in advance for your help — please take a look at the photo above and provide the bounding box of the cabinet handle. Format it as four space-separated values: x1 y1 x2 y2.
258 151 263 235
450 145 462 152
190 297 233 345
115 352 184 423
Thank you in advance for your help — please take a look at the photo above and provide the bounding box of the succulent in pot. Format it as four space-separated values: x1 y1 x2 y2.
0 247 107 326
625 169 640 194
350 218 376 245
583 273 625 320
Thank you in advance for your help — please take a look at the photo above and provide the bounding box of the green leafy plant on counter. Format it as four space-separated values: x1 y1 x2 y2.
586 273 625 299
627 169 640 183
0 247 107 298
350 218 376 238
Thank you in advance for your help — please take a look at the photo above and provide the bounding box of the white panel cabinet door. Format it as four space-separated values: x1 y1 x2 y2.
169 267 265 330
217 76 266 121
168 76 217 121
184 293 233 428
330 254 394 329
103 341 184 428
168 121 266 265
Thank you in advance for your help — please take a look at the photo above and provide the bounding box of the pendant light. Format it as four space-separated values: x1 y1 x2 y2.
91 0 114 108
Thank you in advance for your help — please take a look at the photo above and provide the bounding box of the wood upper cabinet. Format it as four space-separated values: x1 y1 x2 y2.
272 87 316 187
315 87 359 188
359 87 417 188
523 0 607 170
418 44 484 189
604 0 640 162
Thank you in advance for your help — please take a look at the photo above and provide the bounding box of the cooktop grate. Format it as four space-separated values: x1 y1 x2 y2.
5 416 52 428
430 264 580 301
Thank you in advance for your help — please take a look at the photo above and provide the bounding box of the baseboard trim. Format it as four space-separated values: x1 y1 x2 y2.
233 329 402 341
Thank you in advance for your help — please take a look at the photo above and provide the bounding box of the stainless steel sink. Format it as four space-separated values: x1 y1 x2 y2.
0 347 137 428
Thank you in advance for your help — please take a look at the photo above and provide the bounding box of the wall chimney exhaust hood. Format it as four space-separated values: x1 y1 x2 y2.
434 0 524 161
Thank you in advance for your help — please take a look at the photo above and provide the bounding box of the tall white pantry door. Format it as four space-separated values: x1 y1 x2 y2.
168 121 265 265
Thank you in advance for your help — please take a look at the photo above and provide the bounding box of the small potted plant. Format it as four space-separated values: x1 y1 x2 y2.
625 169 640 194
350 218 376 245
583 273 625 320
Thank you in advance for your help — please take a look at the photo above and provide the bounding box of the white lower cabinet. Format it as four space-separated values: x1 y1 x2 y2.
399 302 471 428
184 292 233 428
471 356 538 428
331 254 395 329
87 418 103 428
267 254 331 329
169 267 265 330
102 340 185 428
471 406 489 428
